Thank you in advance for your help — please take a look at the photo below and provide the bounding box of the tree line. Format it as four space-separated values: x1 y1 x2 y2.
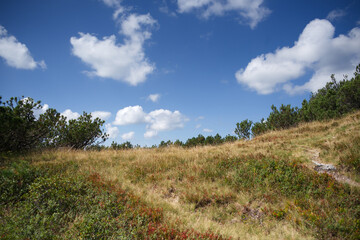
1 64 359 153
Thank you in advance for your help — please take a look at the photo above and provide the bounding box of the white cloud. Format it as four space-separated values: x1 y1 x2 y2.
0 25 46 69
203 128 213 133
146 109 187 132
196 124 202 129
106 123 119 139
177 0 270 28
121 131 135 140
113 105 148 125
147 93 160 102
33 104 49 118
236 19 360 95
102 0 121 8
144 130 157 138
113 105 188 138
61 109 80 121
91 111 111 120
326 9 346 21
70 13 156 86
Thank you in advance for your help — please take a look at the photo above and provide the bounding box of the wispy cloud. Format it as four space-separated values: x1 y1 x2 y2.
326 9 346 21
177 0 270 29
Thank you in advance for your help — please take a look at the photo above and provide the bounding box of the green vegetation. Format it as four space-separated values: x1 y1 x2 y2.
0 97 108 153
235 119 253 139
0 161 227 239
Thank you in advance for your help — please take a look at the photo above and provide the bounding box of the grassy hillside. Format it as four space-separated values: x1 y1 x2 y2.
1 111 360 239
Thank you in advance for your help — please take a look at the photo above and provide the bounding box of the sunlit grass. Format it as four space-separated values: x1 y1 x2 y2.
13 110 360 239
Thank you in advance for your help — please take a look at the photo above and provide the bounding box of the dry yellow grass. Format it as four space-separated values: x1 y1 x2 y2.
26 110 360 240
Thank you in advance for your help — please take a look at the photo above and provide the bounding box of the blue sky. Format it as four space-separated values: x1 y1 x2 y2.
1 0 360 146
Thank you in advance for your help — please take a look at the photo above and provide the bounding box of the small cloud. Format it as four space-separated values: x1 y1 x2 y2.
147 93 161 102
326 9 346 21
195 124 201 129
144 130 157 138
61 109 80 121
106 123 119 139
122 131 135 140
91 111 111 120
203 128 213 133
0 25 46 69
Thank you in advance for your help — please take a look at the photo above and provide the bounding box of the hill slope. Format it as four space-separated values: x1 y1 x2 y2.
1 111 360 239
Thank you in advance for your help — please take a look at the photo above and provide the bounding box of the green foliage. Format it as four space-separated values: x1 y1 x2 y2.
300 67 360 122
0 97 46 152
174 139 184 147
223 134 238 142
0 96 108 153
110 141 133 150
58 112 108 149
159 140 173 148
251 118 267 137
235 119 253 139
267 104 299 130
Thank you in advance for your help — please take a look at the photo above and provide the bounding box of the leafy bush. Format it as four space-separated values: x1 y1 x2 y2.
0 96 108 153
251 118 267 137
235 119 253 139
267 104 299 130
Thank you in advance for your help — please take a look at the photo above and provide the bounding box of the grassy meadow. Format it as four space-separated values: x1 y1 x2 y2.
1 111 360 239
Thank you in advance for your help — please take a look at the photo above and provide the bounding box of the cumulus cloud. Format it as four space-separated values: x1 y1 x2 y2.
326 9 346 21
236 19 360 95
70 13 156 85
147 93 160 102
113 105 148 125
91 111 111 120
177 0 270 28
121 131 135 140
61 109 80 121
113 105 188 138
105 123 119 139
0 25 46 69
145 109 187 137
